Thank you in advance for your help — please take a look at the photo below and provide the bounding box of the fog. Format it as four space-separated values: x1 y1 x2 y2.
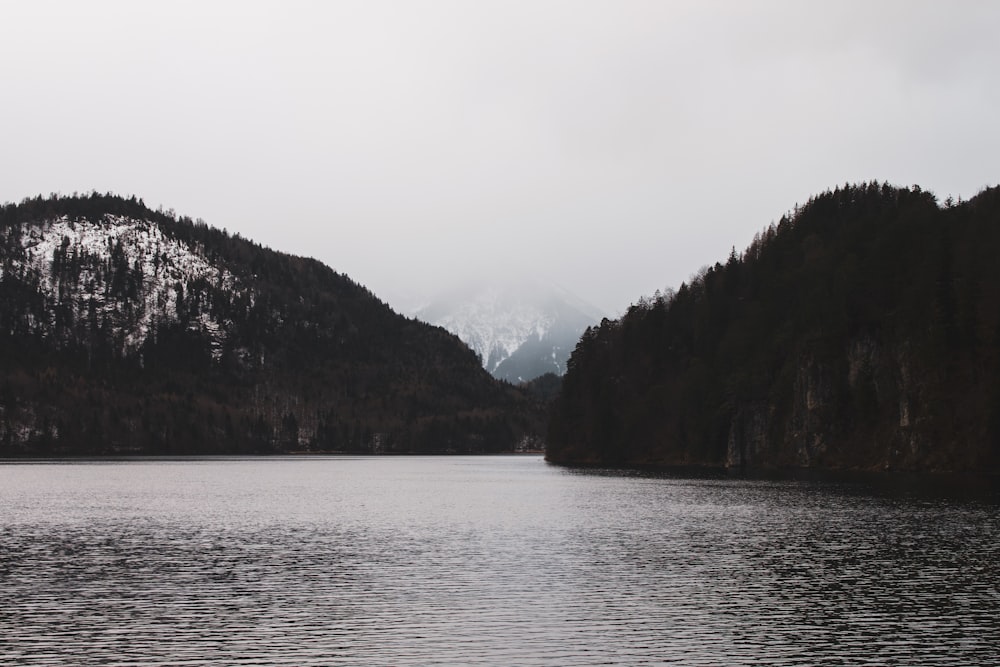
3 1 998 314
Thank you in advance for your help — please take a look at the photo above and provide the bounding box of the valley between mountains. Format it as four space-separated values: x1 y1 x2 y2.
2 185 999 473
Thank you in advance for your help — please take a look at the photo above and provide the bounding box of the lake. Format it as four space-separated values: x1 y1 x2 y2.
1 455 997 665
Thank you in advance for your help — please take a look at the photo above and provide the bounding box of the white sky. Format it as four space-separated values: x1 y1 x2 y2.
3 1 998 315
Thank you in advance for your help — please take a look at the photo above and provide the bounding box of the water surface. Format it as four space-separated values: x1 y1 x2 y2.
1 456 997 665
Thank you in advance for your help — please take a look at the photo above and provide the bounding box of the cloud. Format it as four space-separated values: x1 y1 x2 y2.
3 1 998 313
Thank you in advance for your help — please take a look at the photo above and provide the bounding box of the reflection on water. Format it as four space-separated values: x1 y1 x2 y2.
1 456 997 666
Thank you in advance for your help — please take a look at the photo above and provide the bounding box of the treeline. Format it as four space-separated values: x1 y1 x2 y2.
548 182 1000 472
0 193 544 456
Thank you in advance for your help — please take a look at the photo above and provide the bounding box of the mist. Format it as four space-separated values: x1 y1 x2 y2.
3 1 998 314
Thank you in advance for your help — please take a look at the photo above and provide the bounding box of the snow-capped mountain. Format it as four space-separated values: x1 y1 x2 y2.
415 279 604 383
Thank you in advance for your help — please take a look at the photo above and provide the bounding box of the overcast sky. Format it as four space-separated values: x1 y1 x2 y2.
3 1 998 315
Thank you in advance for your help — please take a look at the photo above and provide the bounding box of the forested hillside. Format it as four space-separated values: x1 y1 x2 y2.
548 183 1000 472
0 193 543 456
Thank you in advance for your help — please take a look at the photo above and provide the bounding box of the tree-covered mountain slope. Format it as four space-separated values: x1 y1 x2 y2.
0 193 543 456
548 183 1000 473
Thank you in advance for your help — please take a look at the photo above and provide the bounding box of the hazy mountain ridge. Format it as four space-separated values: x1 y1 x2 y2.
548 183 1000 473
0 193 544 455
416 281 602 382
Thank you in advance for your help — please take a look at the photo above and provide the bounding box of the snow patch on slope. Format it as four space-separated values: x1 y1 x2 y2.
432 285 556 372
2 214 244 357
416 279 602 379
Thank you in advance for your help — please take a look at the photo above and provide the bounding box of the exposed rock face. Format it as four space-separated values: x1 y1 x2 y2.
724 336 927 470
726 401 768 468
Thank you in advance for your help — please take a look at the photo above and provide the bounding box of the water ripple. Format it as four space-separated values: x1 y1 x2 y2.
0 456 997 665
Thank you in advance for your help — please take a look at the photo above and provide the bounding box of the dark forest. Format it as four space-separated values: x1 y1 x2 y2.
548 183 1000 472
0 193 544 456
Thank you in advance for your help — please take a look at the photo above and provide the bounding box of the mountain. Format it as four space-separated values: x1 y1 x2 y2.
0 193 544 456
415 280 603 383
548 182 1000 473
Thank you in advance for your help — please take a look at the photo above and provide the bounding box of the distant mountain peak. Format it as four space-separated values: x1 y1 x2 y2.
416 278 603 382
